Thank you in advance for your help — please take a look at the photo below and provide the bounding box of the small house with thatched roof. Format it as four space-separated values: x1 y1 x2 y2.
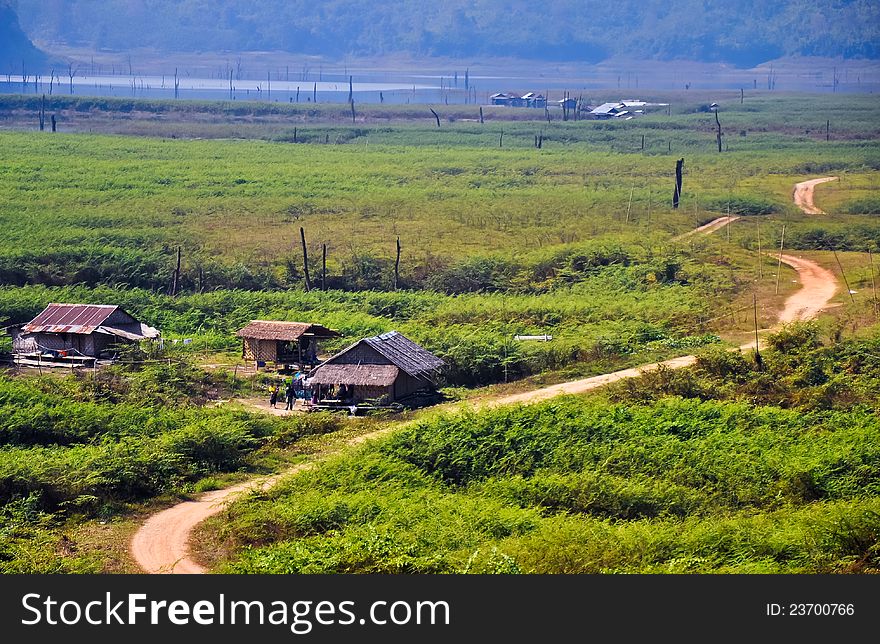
308 331 444 405
10 303 159 361
236 320 340 368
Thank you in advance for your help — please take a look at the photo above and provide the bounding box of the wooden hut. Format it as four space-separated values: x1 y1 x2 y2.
10 303 159 363
308 331 444 405
236 320 340 369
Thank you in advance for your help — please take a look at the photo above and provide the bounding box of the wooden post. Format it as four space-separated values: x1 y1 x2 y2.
869 249 878 314
625 185 634 223
313 82 317 103
774 224 785 295
51 114 56 132
753 293 762 369
394 236 401 290
756 221 763 280
171 246 181 296
641 134 645 150
300 227 312 291
831 247 854 303
715 109 722 153
672 158 684 209
350 99 356 123
174 68 179 99
348 75 353 103
322 243 327 291
39 94 45 131
430 108 440 128
499 129 503 147
479 106 484 124
826 119 830 142
740 88 744 104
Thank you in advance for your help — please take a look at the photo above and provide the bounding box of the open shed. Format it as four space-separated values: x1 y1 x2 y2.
236 320 340 368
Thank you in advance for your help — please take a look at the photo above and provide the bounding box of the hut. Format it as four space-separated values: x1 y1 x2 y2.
236 320 340 369
308 331 444 405
10 303 159 362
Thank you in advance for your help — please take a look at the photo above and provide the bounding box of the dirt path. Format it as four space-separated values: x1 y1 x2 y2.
130 182 841 575
674 215 739 240
793 177 838 215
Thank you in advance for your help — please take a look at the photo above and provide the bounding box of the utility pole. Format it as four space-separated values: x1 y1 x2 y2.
775 225 786 295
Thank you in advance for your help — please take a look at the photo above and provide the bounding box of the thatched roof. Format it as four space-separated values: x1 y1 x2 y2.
308 364 399 387
316 331 444 381
236 321 340 341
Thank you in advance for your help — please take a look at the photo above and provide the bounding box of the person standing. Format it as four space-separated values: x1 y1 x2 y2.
269 384 278 408
285 380 296 411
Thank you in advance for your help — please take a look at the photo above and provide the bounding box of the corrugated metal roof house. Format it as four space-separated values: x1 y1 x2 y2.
236 320 340 368
10 303 159 358
308 331 444 404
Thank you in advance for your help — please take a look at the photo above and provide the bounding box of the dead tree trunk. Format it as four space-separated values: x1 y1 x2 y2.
672 158 684 208
394 237 401 290
826 119 830 141
171 246 182 296
479 106 484 124
430 108 440 128
499 129 504 147
174 68 179 99
51 114 56 132
348 75 353 103
740 88 744 104
714 109 722 153
48 69 54 95
39 94 45 131
300 227 312 291
313 82 317 103
322 244 327 291
67 63 75 94
350 99 356 123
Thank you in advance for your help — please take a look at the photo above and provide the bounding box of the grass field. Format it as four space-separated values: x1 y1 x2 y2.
0 90 877 574
200 327 880 574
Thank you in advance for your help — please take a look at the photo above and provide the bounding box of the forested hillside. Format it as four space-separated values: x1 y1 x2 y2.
0 1 45 70
17 0 880 66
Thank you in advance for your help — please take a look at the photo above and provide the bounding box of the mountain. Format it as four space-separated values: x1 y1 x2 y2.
15 0 880 67
0 1 45 71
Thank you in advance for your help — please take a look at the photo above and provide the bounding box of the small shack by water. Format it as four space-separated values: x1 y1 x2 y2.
308 331 444 406
236 320 340 369
10 303 160 364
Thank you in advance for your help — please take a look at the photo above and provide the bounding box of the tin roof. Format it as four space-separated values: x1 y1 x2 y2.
316 331 444 382
236 320 341 341
21 303 159 339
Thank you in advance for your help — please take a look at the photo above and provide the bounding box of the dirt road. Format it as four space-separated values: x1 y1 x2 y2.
674 215 739 240
130 180 841 574
793 177 838 215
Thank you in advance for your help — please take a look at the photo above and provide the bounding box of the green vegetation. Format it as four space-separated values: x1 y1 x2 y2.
210 327 880 574
0 363 353 573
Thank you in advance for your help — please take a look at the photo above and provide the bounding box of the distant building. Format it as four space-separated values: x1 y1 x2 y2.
236 320 340 369
558 97 578 110
521 92 547 108
490 92 514 106
308 331 444 405
10 303 159 361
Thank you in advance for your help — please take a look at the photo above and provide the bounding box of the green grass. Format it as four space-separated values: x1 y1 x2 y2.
210 330 880 574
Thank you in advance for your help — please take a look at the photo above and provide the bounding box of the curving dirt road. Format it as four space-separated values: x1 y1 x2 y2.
675 215 740 240
793 177 838 215
130 180 841 574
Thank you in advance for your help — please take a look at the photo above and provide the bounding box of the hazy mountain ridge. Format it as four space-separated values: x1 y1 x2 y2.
14 0 880 66
0 0 46 70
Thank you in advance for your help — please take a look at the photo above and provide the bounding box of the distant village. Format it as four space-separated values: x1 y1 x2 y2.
488 93 668 119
